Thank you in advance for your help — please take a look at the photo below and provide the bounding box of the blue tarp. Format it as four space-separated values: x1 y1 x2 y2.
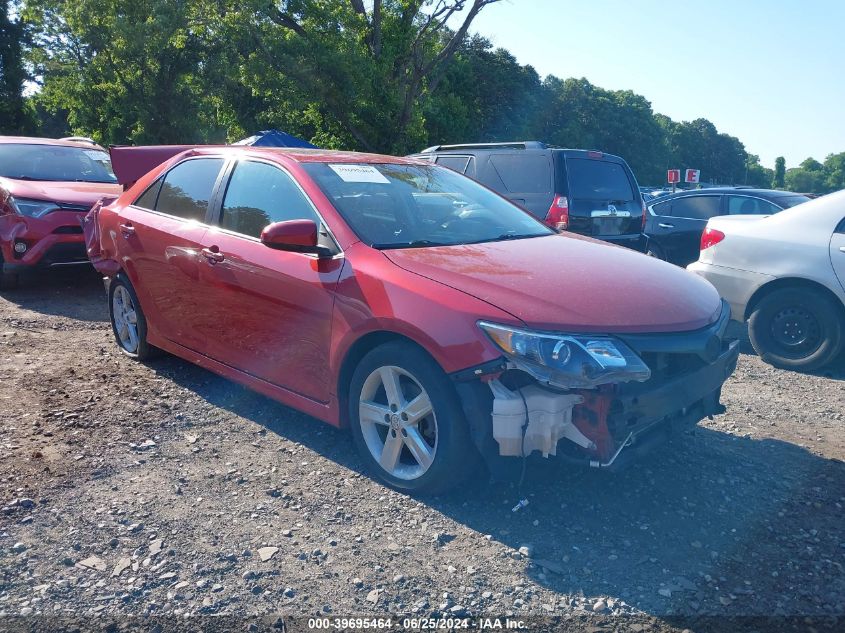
234 129 317 149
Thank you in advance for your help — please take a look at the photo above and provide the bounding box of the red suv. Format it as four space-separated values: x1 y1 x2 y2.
88 146 739 494
0 137 121 288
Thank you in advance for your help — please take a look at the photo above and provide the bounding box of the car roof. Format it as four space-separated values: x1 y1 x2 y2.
415 142 625 163
0 135 108 151
109 145 427 186
654 187 803 201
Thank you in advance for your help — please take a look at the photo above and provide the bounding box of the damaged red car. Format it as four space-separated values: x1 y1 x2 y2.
0 136 121 288
87 146 739 494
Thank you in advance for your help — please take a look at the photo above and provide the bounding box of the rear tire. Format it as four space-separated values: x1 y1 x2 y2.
348 341 477 495
748 287 844 371
108 274 156 360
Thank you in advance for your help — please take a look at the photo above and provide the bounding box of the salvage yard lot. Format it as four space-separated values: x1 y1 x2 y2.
1 270 844 630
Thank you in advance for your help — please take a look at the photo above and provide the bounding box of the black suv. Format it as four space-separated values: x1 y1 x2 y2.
644 187 810 266
412 142 645 250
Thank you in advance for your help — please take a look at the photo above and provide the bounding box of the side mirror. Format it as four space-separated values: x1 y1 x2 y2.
260 219 327 256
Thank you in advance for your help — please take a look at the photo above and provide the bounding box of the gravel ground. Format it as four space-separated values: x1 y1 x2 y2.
1 269 843 633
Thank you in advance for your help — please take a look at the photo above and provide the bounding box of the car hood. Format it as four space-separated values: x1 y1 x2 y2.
383 234 723 333
1 178 122 208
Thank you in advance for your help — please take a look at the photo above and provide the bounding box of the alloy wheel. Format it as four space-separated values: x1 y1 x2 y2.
358 365 438 481
112 285 140 354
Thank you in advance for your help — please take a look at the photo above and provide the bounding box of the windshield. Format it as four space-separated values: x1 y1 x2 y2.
775 194 811 208
0 143 117 184
303 162 553 248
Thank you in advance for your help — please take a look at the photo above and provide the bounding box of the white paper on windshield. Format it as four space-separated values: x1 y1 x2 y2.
329 164 389 184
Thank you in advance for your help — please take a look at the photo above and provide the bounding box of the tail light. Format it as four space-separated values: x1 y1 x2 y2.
641 198 647 230
700 227 725 250
545 195 569 230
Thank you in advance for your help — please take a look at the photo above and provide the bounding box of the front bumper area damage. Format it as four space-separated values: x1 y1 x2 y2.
452 301 739 476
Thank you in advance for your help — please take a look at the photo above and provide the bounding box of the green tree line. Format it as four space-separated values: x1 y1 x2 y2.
1 0 842 193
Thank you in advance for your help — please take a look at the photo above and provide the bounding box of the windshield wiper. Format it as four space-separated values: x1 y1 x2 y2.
469 232 546 244
372 239 452 249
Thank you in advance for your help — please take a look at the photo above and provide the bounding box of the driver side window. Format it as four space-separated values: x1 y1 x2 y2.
220 161 319 238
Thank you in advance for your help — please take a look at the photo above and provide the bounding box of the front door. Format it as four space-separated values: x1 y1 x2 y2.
197 159 343 403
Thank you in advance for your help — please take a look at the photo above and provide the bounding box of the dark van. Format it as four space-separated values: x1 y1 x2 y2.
412 141 645 249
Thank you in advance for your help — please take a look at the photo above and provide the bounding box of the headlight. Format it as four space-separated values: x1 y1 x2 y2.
479 321 651 389
10 197 57 218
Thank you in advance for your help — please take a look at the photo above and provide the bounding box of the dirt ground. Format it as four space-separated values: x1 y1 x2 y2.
1 268 843 633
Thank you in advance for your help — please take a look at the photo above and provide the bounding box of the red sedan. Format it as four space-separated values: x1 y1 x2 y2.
0 136 121 288
88 146 739 494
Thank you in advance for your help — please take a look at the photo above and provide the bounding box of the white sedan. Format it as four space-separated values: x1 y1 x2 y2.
688 190 845 370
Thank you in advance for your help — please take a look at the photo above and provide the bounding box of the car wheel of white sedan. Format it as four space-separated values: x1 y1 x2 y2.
749 287 844 371
108 274 156 360
349 341 476 494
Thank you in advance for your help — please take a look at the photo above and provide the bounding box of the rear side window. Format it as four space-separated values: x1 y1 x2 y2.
775 195 810 209
671 195 722 220
726 195 781 215
220 161 318 238
156 159 224 222
134 179 162 209
565 159 634 201
489 154 552 193
435 155 471 173
650 200 672 216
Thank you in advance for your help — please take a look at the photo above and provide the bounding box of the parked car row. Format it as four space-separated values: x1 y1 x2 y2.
1 135 841 494
644 187 810 266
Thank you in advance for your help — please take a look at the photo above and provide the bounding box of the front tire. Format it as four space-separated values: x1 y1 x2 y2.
108 274 155 360
748 287 844 371
348 341 476 495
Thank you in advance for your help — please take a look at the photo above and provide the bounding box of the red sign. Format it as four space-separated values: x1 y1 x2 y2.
685 169 701 184
667 169 681 184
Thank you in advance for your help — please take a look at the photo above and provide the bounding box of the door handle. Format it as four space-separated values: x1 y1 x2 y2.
840 246 845 253
119 223 135 237
658 223 674 229
201 247 224 263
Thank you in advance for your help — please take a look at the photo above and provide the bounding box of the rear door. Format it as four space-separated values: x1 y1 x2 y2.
118 157 226 351
663 194 723 266
564 157 641 238
197 159 343 403
484 152 554 217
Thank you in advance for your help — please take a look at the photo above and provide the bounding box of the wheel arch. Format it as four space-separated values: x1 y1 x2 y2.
745 277 845 321
335 330 444 429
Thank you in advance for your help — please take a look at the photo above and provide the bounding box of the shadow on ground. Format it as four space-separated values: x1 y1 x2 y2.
148 352 845 619
0 266 106 322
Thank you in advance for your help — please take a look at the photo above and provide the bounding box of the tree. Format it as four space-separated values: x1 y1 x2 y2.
745 154 774 189
228 0 501 153
0 0 33 133
25 0 225 144
784 167 824 194
822 152 845 192
422 35 540 147
772 156 785 189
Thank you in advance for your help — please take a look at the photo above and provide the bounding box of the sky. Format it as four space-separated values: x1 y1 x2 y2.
458 0 845 168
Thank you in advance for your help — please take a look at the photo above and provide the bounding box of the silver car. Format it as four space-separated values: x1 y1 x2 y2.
689 190 845 370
